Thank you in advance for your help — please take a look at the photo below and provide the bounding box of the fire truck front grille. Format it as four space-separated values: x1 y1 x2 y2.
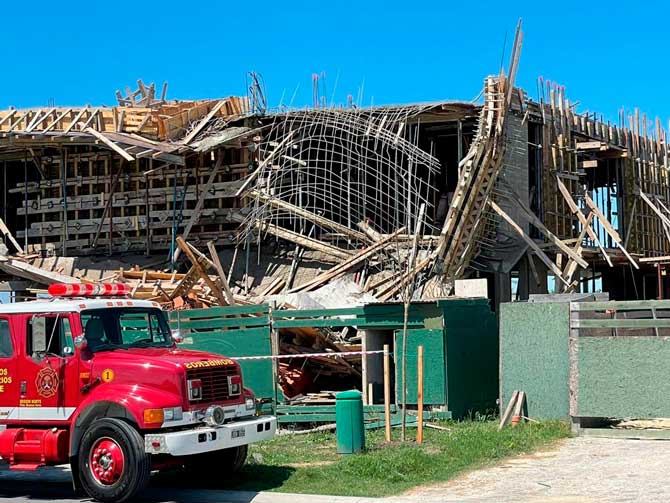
187 366 238 404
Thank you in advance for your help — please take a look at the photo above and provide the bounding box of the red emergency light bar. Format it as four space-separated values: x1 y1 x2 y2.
47 283 131 297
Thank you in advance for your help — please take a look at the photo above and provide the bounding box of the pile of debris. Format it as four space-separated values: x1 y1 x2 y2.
278 325 362 400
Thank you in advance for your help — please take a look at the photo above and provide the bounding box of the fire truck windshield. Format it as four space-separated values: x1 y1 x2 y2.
80 307 173 353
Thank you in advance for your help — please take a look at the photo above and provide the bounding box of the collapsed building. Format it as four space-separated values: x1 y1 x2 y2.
2 37 667 306
1 25 670 409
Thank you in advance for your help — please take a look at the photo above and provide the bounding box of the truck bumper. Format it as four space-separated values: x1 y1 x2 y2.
144 416 277 457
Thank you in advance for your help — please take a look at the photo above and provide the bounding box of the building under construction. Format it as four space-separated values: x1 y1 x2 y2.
2 24 670 310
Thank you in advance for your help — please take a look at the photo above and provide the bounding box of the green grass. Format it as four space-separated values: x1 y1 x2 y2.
187 419 570 496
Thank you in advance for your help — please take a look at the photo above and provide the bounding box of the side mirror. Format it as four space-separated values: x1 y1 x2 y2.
171 329 184 344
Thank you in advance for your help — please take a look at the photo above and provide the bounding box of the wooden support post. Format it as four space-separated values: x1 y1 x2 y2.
498 390 519 430
0 217 23 254
206 241 236 305
512 391 526 427
176 236 227 306
173 164 220 261
416 345 424 444
489 201 571 286
584 193 639 269
555 175 613 267
181 100 226 145
383 344 391 443
85 128 135 162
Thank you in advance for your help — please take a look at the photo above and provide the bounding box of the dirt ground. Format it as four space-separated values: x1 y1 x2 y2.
401 436 670 502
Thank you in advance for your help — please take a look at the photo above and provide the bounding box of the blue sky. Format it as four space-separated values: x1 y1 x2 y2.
2 1 669 124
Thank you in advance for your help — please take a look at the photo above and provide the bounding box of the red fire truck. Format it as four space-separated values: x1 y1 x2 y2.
0 283 276 502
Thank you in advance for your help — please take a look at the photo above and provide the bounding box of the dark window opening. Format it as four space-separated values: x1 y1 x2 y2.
0 319 12 357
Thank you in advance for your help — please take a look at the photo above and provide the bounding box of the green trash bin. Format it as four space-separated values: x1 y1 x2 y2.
336 390 365 454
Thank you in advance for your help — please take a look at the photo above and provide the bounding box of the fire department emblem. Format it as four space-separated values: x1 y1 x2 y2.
35 367 59 398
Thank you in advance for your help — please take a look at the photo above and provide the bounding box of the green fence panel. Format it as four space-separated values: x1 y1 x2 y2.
577 336 670 418
394 329 446 405
500 301 571 419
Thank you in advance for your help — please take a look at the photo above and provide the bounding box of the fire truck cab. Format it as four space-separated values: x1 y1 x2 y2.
0 284 276 502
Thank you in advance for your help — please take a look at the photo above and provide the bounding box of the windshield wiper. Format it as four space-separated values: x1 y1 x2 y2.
91 343 124 352
127 340 157 348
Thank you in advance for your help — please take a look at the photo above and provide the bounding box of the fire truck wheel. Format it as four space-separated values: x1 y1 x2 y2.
186 445 248 475
78 418 151 503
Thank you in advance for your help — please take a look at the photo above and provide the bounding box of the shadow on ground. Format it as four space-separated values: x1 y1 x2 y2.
0 464 295 502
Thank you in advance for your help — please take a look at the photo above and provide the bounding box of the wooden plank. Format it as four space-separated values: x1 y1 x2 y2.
0 217 24 254
584 193 638 269
575 141 606 150
64 107 90 134
579 160 599 168
574 319 670 329
250 190 370 243
206 241 236 306
0 110 17 128
498 390 519 430
527 251 541 287
0 258 79 285
512 391 526 427
489 201 570 286
252 220 353 261
289 227 405 293
640 255 670 263
85 128 134 162
42 108 73 133
555 175 613 267
507 193 588 268
572 300 670 311
176 236 228 306
26 108 56 132
235 131 296 197
639 191 670 229
181 99 226 144
416 344 424 444
562 213 594 290
172 165 220 261
80 109 100 130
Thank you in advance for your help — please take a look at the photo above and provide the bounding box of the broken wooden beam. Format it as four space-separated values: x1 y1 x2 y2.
289 227 406 293
0 257 79 285
250 189 370 243
206 241 236 305
0 218 24 254
555 175 613 267
181 100 226 145
176 236 228 306
85 128 135 162
489 200 570 286
584 193 638 269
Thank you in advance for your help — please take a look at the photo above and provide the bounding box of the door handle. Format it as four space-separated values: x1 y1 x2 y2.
20 380 26 396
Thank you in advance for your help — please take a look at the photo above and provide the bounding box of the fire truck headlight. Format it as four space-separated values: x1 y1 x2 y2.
204 405 226 426
163 406 183 422
245 398 255 411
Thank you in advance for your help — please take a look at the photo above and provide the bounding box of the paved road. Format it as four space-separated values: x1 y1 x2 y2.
3 437 670 502
0 465 386 503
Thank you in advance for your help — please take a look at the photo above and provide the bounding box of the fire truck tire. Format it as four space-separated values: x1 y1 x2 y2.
78 418 151 503
185 444 248 475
